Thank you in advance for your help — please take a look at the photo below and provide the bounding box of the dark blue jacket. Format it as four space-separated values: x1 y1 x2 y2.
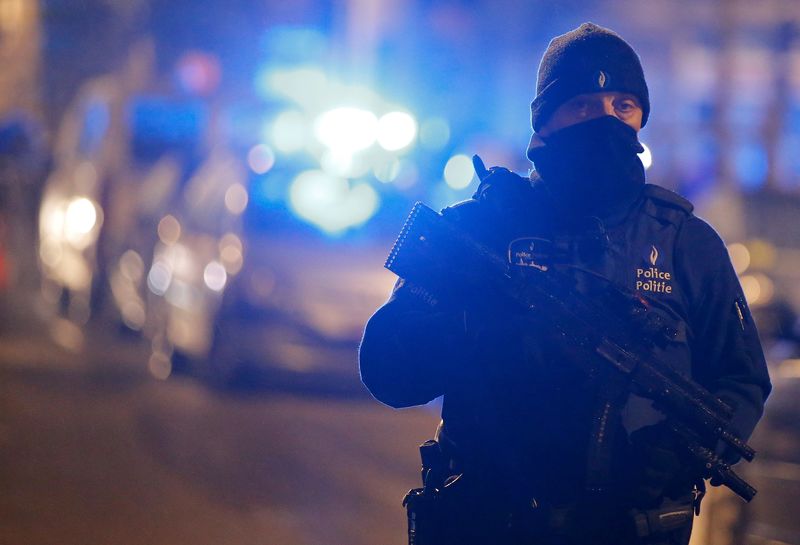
359 181 771 504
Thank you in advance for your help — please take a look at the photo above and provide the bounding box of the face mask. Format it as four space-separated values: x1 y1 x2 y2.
528 115 646 217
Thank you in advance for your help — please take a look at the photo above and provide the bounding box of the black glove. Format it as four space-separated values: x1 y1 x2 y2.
627 423 699 508
472 155 535 215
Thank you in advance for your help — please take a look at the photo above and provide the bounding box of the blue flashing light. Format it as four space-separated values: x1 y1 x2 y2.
128 97 208 161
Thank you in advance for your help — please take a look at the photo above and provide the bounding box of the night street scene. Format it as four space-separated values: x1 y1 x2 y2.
1 1 800 544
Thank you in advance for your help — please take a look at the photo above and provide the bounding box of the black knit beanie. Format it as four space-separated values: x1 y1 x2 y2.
530 22 650 132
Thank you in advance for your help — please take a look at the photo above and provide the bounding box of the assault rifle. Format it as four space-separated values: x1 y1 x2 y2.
385 202 757 502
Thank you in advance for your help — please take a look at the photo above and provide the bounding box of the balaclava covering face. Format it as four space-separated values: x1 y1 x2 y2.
528 115 646 217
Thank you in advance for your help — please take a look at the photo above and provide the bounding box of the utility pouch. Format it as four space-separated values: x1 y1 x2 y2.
402 439 450 545
631 504 694 538
403 486 440 545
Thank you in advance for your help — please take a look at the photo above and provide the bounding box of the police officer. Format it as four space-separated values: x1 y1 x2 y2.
359 22 771 545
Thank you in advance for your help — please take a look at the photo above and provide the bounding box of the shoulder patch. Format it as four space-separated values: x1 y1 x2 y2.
643 184 694 214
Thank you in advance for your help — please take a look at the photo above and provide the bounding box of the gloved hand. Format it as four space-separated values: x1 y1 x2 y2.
472 155 536 215
627 423 699 508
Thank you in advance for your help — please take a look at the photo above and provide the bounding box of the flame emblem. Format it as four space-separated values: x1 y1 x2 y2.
650 245 659 266
597 71 607 88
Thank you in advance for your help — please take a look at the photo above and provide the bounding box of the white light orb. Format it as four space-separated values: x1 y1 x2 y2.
224 183 249 215
147 261 172 296
203 261 227 292
247 144 276 174
263 67 329 110
65 197 97 236
444 155 476 190
314 107 378 153
288 170 380 233
373 158 402 184
377 111 417 151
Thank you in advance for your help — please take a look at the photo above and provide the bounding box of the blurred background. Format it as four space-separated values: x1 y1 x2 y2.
1 0 800 544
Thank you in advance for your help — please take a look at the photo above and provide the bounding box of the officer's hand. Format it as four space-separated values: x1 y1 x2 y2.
627 423 699 507
472 154 491 182
472 154 534 213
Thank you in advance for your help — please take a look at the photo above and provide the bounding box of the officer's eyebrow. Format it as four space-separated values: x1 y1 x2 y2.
615 93 641 106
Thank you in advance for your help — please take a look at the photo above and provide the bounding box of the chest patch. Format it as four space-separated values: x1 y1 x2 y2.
636 244 673 294
508 237 550 271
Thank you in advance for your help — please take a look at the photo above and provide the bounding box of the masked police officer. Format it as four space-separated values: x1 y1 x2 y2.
359 22 771 545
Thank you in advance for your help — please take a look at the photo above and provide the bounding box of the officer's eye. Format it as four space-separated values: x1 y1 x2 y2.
615 99 638 114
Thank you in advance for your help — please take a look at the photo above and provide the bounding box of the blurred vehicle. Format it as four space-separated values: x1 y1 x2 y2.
208 233 395 388
36 46 251 375
37 76 117 324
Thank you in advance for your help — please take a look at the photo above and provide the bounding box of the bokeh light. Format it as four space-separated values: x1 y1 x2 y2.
147 261 172 296
203 261 227 292
727 242 751 274
65 197 97 236
148 352 172 381
119 250 144 283
373 157 402 184
444 154 476 190
224 183 249 215
64 197 100 248
219 233 244 275
748 239 777 269
257 66 329 109
157 215 181 245
247 144 275 174
740 273 774 306
269 110 309 153
176 51 221 96
377 111 417 151
288 170 379 233
320 149 369 179
314 107 378 153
